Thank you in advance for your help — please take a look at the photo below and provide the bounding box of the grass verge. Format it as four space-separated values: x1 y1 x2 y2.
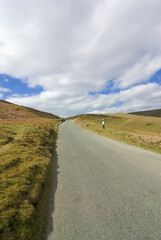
0 118 62 240
74 113 161 154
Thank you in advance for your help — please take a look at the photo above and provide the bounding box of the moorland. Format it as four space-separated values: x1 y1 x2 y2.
0 100 161 240
74 113 161 154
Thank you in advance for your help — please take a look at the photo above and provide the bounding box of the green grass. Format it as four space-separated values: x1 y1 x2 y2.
74 113 161 154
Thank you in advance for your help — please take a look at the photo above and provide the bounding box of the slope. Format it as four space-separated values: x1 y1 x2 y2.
74 113 161 154
0 100 59 122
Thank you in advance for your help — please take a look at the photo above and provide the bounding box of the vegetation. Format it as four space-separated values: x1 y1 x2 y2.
74 113 161 154
1 99 160 238
0 100 62 240
130 108 161 118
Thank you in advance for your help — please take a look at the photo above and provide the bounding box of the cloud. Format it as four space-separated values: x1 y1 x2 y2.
0 87 11 99
1 0 161 116
0 87 11 92
7 83 161 117
116 57 161 89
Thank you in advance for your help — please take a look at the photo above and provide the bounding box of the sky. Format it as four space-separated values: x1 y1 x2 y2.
0 0 161 117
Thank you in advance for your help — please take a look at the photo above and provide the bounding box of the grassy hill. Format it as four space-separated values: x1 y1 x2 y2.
0 100 62 240
0 100 59 122
130 109 161 118
74 113 161 154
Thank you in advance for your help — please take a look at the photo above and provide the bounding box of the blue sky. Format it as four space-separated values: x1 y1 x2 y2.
0 74 43 99
1 70 160 100
0 0 161 117
149 69 161 84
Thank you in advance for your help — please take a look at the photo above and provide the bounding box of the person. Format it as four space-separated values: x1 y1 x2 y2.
102 118 105 129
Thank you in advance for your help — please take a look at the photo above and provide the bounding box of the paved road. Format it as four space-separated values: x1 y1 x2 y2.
46 120 161 240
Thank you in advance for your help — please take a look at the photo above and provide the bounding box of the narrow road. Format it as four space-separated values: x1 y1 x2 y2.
46 120 161 240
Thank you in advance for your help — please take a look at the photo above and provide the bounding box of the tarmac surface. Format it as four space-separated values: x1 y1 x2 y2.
46 120 161 240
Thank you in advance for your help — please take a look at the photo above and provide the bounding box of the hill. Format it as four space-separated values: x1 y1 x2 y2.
130 109 161 118
74 113 161 154
0 100 62 240
0 100 59 122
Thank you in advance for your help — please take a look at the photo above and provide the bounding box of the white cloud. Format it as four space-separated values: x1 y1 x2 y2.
116 57 161 89
0 87 11 92
0 87 11 99
0 0 161 116
7 83 161 117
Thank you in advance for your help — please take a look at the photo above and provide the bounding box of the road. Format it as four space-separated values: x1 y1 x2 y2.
46 120 161 240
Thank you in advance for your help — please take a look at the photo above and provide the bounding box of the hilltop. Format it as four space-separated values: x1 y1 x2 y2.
130 109 161 118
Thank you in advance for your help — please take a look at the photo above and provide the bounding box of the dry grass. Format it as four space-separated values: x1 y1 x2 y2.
74 113 161 154
0 100 59 124
0 101 62 240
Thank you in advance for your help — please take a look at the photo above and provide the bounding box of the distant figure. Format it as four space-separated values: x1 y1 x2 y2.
102 118 105 129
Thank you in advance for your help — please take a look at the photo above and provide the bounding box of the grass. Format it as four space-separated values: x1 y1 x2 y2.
0 101 62 240
74 113 161 154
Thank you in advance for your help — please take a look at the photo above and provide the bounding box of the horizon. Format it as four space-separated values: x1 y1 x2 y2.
1 99 160 119
0 0 161 118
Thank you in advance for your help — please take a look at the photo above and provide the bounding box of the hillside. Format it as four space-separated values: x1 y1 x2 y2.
74 113 161 154
0 100 62 240
130 109 161 118
0 100 59 122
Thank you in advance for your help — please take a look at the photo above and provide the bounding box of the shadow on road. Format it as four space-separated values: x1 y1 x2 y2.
45 141 60 239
